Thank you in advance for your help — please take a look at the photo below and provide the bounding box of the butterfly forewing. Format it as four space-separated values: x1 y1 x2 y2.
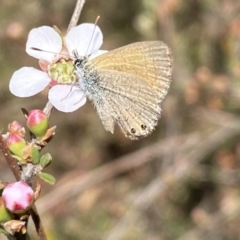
89 41 172 100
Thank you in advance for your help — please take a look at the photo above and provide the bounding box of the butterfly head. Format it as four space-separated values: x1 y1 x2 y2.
74 58 84 68
74 57 85 69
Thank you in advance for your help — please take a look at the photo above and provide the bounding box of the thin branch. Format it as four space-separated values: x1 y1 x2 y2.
37 134 199 213
43 101 53 119
29 205 47 240
67 0 86 32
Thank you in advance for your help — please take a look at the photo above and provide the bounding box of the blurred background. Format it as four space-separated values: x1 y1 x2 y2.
1 0 240 239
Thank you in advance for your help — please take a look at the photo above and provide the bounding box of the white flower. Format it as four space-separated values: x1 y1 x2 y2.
9 23 105 112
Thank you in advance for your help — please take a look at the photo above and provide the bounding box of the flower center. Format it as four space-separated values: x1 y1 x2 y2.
48 59 76 84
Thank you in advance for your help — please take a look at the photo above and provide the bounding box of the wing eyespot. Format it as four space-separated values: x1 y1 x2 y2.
131 128 136 134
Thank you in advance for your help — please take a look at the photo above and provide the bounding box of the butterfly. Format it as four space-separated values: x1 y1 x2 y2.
74 41 172 140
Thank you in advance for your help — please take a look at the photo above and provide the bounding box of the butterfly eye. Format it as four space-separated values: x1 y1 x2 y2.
74 59 83 68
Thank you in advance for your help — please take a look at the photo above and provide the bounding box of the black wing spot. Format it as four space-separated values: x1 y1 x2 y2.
131 128 136 134
141 124 147 130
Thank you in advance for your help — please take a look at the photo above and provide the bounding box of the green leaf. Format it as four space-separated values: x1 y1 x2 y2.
0 200 13 222
31 147 40 164
39 153 52 168
38 172 55 185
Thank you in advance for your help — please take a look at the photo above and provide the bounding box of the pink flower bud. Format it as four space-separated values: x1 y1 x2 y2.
27 110 48 138
2 181 34 213
7 133 26 158
8 121 25 137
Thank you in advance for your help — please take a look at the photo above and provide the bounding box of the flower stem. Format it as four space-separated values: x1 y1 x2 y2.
67 0 86 32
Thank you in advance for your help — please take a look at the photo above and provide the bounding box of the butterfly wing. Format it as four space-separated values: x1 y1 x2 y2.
86 41 172 139
89 41 172 100
89 69 161 139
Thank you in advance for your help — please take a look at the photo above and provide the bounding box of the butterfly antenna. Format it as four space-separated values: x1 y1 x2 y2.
73 49 79 59
84 16 100 57
30 47 71 58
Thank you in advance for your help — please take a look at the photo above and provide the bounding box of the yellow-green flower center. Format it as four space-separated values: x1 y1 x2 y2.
48 59 76 84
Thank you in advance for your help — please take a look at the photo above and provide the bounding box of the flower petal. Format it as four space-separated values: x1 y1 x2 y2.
65 23 103 57
89 50 108 60
26 26 62 62
48 85 86 112
9 67 51 97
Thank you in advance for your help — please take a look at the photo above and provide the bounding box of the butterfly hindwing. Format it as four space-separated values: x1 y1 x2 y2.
89 69 161 139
